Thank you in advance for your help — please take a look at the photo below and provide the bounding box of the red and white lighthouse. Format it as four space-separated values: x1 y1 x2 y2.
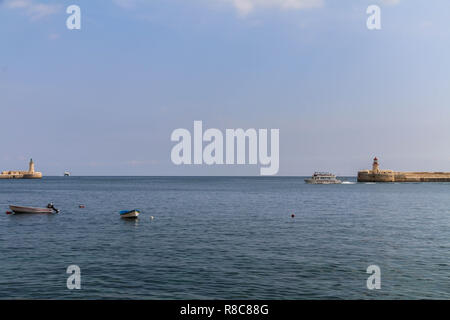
372 157 379 173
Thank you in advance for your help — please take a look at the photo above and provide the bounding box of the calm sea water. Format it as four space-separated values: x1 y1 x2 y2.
0 177 448 299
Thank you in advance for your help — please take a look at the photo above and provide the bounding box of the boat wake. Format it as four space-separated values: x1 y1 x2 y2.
341 181 356 184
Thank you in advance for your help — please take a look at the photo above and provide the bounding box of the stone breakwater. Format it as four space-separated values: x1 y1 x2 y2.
357 170 450 182
357 157 450 182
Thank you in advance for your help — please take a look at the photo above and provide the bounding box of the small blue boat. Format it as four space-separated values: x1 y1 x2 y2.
119 209 140 219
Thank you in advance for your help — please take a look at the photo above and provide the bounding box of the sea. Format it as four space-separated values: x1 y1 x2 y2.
0 177 448 299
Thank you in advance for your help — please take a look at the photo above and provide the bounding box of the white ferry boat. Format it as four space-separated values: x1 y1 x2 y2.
305 172 342 184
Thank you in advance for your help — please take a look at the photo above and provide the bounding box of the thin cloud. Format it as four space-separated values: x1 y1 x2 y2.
113 0 137 9
4 0 61 20
381 0 401 5
227 0 324 15
110 0 324 16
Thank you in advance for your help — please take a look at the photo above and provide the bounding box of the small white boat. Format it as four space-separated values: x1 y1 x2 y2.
9 204 59 214
119 209 140 219
64 171 70 176
305 172 342 184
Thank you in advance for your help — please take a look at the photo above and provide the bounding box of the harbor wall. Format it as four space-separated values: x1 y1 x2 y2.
357 171 450 182
0 172 42 179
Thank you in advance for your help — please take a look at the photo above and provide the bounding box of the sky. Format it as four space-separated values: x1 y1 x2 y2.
1 0 450 176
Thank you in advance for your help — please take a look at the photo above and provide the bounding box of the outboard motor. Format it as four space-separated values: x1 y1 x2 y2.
47 202 60 213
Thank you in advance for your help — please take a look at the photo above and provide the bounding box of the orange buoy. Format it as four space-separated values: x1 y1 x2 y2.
79 205 85 208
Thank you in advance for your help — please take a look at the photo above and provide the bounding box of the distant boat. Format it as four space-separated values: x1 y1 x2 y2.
305 172 342 184
9 204 59 214
64 171 70 176
119 209 140 219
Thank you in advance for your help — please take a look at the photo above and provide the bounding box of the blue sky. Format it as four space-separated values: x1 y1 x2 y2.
1 0 450 175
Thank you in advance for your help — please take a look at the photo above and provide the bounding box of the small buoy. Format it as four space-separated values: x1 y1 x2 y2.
291 214 295 218
150 216 154 220
6 211 12 215
79 205 85 208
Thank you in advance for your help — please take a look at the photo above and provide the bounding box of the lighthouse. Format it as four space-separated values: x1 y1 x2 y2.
29 158 35 173
0 159 42 179
372 157 379 174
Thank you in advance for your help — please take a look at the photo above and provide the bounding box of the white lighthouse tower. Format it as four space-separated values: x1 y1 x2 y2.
372 157 379 174
29 158 35 173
